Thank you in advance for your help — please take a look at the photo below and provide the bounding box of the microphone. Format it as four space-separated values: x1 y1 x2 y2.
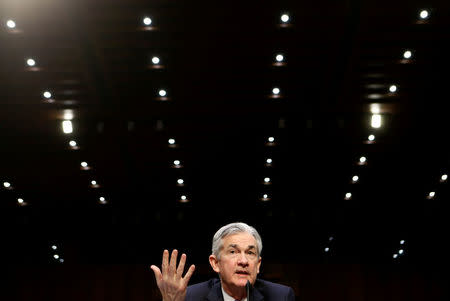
246 280 251 301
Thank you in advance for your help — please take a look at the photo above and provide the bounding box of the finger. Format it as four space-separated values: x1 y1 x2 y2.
162 249 169 277
182 264 196 285
169 249 178 276
150 265 163 288
176 253 187 279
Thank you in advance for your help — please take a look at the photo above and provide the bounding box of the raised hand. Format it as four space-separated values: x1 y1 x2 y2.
150 249 196 301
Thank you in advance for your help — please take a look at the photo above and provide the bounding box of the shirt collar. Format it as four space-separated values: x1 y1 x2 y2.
221 286 247 301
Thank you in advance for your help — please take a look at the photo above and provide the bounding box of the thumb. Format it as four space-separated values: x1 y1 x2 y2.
150 265 163 287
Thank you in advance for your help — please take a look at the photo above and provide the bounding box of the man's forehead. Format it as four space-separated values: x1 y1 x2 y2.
223 232 257 246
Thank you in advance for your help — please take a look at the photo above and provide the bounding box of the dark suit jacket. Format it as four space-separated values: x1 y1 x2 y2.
185 278 295 301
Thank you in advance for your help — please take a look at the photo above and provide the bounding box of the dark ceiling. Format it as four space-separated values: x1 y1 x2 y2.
1 0 450 265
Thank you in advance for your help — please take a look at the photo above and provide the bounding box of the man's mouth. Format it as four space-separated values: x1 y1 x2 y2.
235 271 250 275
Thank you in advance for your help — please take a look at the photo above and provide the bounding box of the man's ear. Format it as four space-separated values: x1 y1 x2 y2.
257 256 262 274
209 254 220 273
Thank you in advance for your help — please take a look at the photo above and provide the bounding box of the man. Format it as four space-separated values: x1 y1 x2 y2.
150 222 295 301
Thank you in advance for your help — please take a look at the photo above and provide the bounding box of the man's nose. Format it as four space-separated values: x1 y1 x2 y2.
237 252 249 265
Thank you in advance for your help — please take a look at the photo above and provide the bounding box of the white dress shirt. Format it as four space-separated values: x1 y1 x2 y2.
221 286 247 301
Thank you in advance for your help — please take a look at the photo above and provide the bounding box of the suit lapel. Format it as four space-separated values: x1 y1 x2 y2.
251 285 264 301
206 279 224 301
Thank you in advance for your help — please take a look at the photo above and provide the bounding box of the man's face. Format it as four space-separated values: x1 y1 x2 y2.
209 232 262 290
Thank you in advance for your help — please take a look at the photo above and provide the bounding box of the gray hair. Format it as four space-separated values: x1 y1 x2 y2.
211 222 263 259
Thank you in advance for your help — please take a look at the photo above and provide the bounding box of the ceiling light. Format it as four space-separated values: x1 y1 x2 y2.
329 236 334 241
91 180 97 185
389 85 397 93
158 89 167 97
403 50 412 59
419 10 429 19
43 91 52 99
261 194 270 201
152 56 160 64
266 158 272 164
51 245 57 250
264 177 271 183
173 160 180 166
168 138 175 145
324 247 330 252
368 134 375 141
69 140 77 147
272 87 280 95
3 182 11 188
180 195 188 203
370 103 380 114
143 17 152 26
99 197 106 203
53 254 59 259
371 114 382 128
81 162 88 168
280 14 290 23
359 156 367 163
400 240 405 245
344 192 352 200
275 54 284 62
26 58 36 67
352 175 359 183
62 120 73 134
441 174 448 181
398 249 404 255
268 137 275 143
393 254 398 259
428 191 435 198
17 198 24 204
177 179 184 185
59 258 64 263
6 20 16 29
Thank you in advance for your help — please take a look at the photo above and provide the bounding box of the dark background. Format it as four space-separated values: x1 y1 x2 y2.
1 0 450 299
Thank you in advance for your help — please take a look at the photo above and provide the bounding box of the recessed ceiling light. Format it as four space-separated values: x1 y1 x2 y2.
389 85 397 93
99 197 106 203
266 158 272 164
81 162 88 168
324 247 330 252
345 192 352 200
419 10 429 20
91 180 97 185
17 198 24 204
159 89 167 97
173 160 180 166
3 182 11 188
428 191 435 198
51 245 57 250
177 179 184 185
368 134 375 141
6 20 16 29
53 254 59 259
352 175 359 183
62 120 73 134
359 156 367 163
272 87 280 95
280 14 290 23
143 17 152 26
275 54 284 62
371 114 381 128
403 50 412 59
441 174 448 181
26 58 36 67
152 56 160 64
393 254 398 259
400 240 405 245
43 91 52 99
268 137 275 143
398 249 404 255
168 138 175 145
69 140 77 147
264 177 271 183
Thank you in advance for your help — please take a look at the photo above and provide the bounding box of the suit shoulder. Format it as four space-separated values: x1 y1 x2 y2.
186 278 219 300
255 279 295 300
